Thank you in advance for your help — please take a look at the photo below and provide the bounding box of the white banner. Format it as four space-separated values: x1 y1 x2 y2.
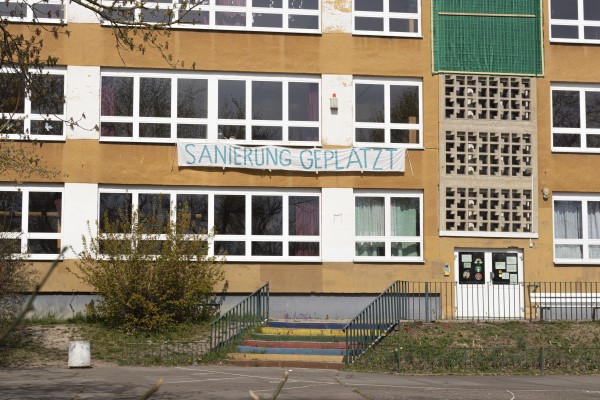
178 142 406 172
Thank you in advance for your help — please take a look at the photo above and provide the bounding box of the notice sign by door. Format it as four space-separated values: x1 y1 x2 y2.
459 251 485 284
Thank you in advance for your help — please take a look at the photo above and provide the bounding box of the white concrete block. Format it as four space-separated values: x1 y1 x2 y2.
66 66 100 140
322 0 352 33
322 188 354 262
322 74 354 146
63 183 98 259
67 2 101 23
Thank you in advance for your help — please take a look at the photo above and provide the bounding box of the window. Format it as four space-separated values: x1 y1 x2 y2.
102 0 320 33
353 0 420 37
553 194 600 263
101 71 320 145
0 185 63 259
354 191 422 261
0 0 64 23
550 0 600 43
99 187 321 261
354 78 422 147
551 84 600 152
0 70 65 139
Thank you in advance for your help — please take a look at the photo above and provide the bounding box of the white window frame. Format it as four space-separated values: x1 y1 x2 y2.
0 184 64 260
100 0 320 34
353 0 421 38
353 77 423 148
551 83 600 153
353 190 423 263
549 0 600 44
0 0 65 23
0 68 66 141
100 70 321 146
98 186 321 262
553 193 600 264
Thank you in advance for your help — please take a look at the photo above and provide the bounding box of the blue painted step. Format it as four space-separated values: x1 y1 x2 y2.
266 321 347 330
237 346 346 356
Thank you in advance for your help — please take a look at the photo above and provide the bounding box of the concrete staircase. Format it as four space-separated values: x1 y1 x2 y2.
226 320 348 369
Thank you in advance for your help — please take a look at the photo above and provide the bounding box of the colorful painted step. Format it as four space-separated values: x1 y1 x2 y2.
250 333 346 342
228 352 344 363
236 346 346 356
243 340 346 349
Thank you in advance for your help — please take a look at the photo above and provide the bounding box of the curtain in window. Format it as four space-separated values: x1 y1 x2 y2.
588 201 600 239
355 197 384 236
391 198 418 236
308 83 318 121
294 199 318 235
555 200 583 259
215 0 246 26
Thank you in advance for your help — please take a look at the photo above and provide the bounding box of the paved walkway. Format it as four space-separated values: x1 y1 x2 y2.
1 366 600 399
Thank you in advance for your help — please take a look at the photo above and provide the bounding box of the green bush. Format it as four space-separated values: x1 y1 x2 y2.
0 239 36 324
75 204 226 332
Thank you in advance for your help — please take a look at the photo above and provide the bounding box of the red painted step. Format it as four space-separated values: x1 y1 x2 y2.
242 340 346 349
226 359 345 370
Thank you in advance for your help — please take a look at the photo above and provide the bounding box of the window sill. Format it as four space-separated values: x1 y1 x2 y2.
352 31 422 39
554 260 600 266
440 231 538 239
100 21 322 35
353 257 424 263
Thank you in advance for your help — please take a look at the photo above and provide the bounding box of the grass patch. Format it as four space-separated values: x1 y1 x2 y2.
349 321 600 374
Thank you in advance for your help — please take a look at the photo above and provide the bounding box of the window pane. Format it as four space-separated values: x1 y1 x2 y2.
288 0 317 9
355 0 383 12
30 75 64 115
252 241 282 256
219 80 246 119
179 10 209 24
29 239 60 254
390 0 418 13
252 126 282 141
554 201 582 239
140 78 171 118
140 123 171 138
391 129 418 144
356 128 385 143
552 25 579 39
28 192 61 233
177 194 208 234
355 17 384 31
552 0 578 19
139 9 172 23
553 133 580 147
218 125 246 140
31 120 63 136
356 84 384 123
253 13 283 27
390 85 419 124
289 15 318 29
253 0 282 7
214 195 245 234
214 241 245 256
589 245 600 259
584 0 600 21
289 82 318 121
555 244 583 259
587 134 600 148
216 0 246 5
585 26 600 40
178 79 207 118
0 74 25 114
552 91 580 128
289 127 319 141
289 196 319 235
216 12 246 26
100 193 132 233
139 193 170 234
0 191 22 232
177 124 207 139
586 91 600 128
390 19 418 33
0 2 26 18
289 242 319 256
102 77 133 117
588 201 600 239
391 197 419 236
356 242 385 256
392 242 420 257
101 122 133 138
252 195 282 235
32 3 63 18
355 197 384 236
252 81 282 120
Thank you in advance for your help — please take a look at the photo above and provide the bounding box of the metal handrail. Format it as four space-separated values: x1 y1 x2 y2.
209 281 269 351
343 280 402 365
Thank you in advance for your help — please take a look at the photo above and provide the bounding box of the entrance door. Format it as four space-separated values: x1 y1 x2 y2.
454 249 524 319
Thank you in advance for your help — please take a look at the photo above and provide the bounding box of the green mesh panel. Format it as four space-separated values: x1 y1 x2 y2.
433 0 543 76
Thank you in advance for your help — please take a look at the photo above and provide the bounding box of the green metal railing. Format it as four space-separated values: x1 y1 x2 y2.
343 280 402 365
209 282 269 351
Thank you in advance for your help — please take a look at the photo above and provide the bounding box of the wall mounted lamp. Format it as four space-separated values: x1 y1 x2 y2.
542 186 550 201
330 93 338 110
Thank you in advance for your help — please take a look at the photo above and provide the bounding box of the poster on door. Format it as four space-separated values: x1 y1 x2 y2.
458 251 485 284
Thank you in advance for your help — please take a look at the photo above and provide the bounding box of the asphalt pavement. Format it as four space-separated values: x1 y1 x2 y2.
1 365 600 399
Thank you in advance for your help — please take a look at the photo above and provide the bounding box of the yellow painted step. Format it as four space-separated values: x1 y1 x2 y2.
259 327 344 336
228 353 344 363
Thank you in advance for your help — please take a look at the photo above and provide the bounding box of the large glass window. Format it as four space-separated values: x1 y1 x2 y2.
354 0 420 37
354 78 422 147
0 70 65 139
354 191 422 261
0 0 64 22
553 194 600 263
100 71 320 145
0 186 63 259
99 188 320 261
101 0 320 33
551 84 600 152
550 0 600 43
